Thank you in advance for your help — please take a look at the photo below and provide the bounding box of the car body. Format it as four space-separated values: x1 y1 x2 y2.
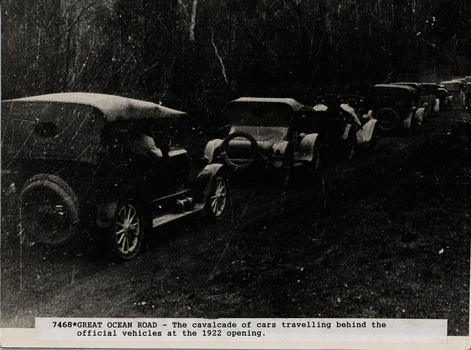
308 105 378 160
436 87 453 111
204 97 322 184
392 82 439 117
1 93 229 260
452 78 467 90
418 83 440 115
368 84 420 133
439 80 463 106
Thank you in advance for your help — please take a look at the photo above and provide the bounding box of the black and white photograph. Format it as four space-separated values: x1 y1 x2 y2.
1 0 470 347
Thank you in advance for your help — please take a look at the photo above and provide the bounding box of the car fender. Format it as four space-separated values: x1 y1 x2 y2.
96 185 136 229
272 140 289 156
204 139 224 163
192 163 228 204
298 133 319 162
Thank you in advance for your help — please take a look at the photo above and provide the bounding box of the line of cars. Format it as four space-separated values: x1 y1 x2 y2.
2 92 382 260
1 77 467 260
355 77 471 135
441 76 471 111
435 76 471 154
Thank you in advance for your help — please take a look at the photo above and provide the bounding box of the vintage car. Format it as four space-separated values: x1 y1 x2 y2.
204 97 322 185
436 87 453 111
1 93 229 260
368 84 421 133
392 82 439 117
418 83 440 115
439 80 463 106
307 105 378 160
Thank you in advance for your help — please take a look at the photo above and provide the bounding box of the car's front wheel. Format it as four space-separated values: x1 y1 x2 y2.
107 198 145 261
205 175 229 221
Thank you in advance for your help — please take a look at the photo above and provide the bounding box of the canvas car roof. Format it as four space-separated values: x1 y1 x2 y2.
391 82 420 87
229 97 305 111
439 80 461 85
2 92 186 122
373 84 417 92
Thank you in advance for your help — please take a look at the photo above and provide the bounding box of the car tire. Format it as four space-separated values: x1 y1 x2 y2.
376 108 399 133
107 197 146 261
205 174 229 221
220 131 259 170
19 173 79 245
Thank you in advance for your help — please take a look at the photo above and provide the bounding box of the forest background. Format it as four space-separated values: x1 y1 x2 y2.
2 0 471 125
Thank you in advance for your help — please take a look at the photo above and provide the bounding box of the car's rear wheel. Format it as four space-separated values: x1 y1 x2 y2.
220 131 259 170
19 174 79 245
376 108 399 133
107 198 145 261
205 175 228 220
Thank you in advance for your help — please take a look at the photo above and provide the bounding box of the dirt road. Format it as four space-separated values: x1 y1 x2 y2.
2 109 470 335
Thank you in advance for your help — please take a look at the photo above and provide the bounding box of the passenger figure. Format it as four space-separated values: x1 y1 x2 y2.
131 124 163 160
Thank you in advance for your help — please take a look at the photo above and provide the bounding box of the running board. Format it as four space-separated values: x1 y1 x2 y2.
152 203 204 228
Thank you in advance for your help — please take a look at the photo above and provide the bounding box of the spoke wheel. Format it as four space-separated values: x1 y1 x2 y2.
206 175 228 220
109 199 145 260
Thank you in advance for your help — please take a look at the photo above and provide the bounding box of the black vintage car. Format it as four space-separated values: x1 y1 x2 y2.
392 82 443 117
436 87 453 111
369 84 421 133
439 80 463 106
2 93 229 260
418 83 440 115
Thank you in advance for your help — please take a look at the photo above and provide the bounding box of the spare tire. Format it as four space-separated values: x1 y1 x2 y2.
220 131 259 170
19 174 79 245
376 108 400 133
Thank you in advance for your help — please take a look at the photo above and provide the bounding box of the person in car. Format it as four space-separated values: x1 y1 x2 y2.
131 125 163 160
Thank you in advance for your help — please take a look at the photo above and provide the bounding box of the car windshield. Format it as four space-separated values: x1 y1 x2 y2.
227 102 293 127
